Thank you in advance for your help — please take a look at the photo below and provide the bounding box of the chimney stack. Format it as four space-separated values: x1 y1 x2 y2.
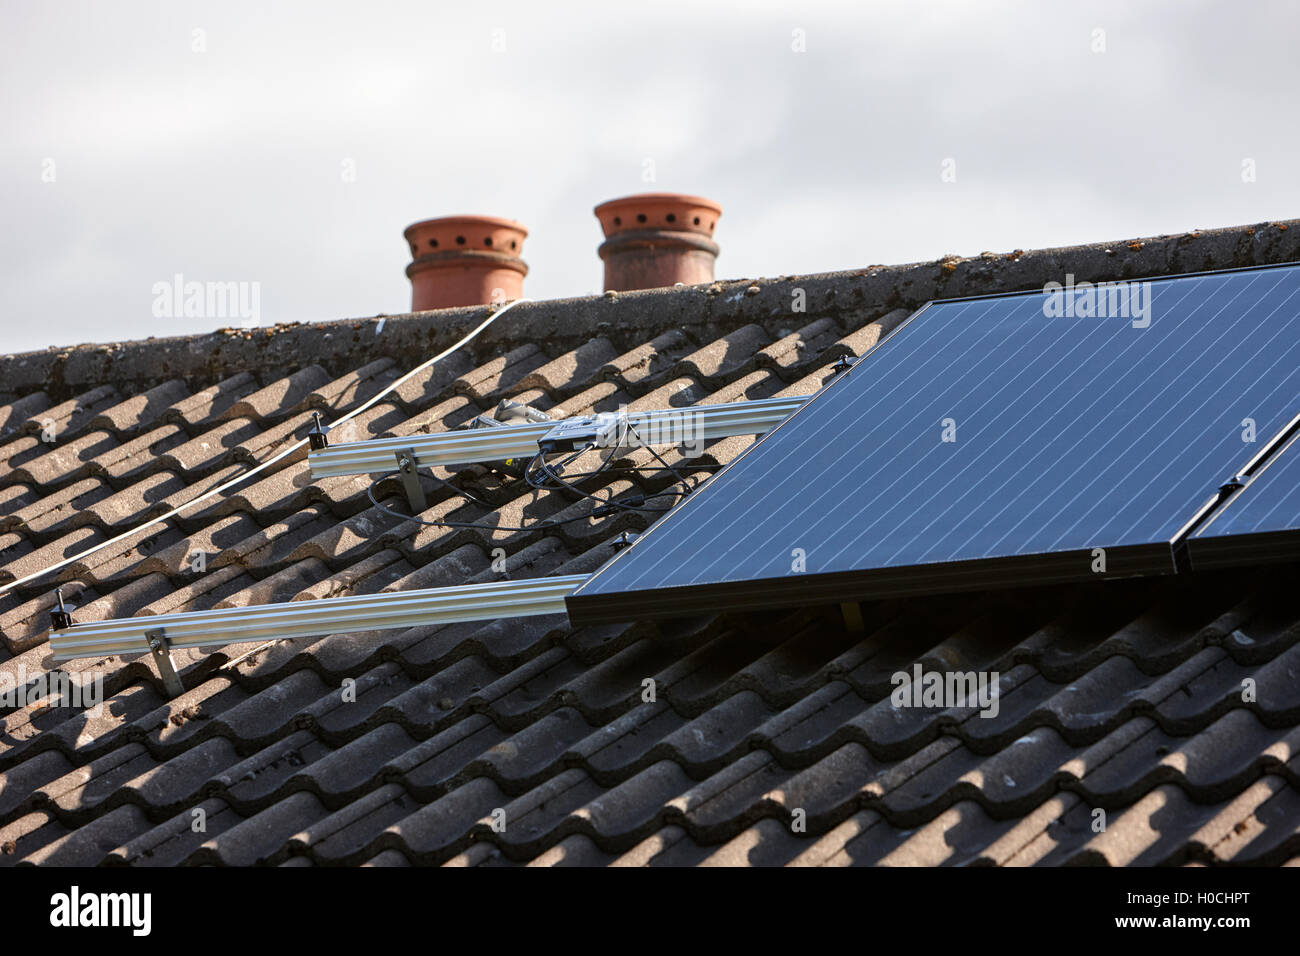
594 193 721 292
404 215 528 311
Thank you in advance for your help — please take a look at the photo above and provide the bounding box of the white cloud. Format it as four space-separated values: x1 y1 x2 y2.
2 0 1299 352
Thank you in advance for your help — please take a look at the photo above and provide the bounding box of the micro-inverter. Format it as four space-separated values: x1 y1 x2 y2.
536 412 626 453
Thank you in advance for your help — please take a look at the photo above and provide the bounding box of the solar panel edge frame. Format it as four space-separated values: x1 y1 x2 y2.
565 542 1176 626
1184 530 1300 570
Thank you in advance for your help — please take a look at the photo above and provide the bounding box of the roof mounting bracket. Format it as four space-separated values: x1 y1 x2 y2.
395 448 428 514
493 398 553 424
146 628 186 698
308 411 330 450
49 586 74 631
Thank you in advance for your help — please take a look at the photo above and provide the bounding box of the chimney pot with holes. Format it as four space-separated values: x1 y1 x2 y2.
403 215 528 310
594 192 721 292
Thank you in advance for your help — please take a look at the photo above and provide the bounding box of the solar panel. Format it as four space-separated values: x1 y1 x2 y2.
1188 418 1300 569
567 263 1300 625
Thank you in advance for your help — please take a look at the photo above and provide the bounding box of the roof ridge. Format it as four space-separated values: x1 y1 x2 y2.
4 219 1297 404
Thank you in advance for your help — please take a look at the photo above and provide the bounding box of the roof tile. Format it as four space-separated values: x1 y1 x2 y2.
87 380 190 436
517 338 619 396
0 392 51 441
163 373 258 429
600 330 695 394
223 366 332 423
454 345 547 402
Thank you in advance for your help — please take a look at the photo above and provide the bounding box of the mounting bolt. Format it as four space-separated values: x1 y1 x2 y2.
612 531 640 551
308 411 330 450
831 355 856 375
49 587 74 631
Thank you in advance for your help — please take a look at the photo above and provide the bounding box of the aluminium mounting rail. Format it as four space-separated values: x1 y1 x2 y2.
49 574 589 675
307 396 809 479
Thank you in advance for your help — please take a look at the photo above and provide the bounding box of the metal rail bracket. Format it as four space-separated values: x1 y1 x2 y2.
146 627 186 698
395 448 428 514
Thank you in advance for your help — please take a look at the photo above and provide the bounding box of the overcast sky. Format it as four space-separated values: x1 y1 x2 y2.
3 0 1298 354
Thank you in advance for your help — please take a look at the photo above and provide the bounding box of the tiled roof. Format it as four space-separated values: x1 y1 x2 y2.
3 221 1300 867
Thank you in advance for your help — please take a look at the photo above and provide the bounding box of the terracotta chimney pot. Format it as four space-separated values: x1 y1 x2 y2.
404 215 528 310
594 193 721 292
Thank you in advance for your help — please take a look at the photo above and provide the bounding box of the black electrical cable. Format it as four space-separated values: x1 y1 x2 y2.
526 447 665 516
366 473 603 530
623 421 702 498
531 459 687 516
366 435 722 532
423 467 495 509
411 458 720 514
367 463 683 530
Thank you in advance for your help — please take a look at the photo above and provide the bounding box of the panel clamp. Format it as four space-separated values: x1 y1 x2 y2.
1218 474 1250 495
612 531 640 551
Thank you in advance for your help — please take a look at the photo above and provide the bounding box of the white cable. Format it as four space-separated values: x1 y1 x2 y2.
0 298 533 597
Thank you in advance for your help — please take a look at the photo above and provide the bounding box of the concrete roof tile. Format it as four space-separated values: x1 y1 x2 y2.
517 338 619 396
222 365 332 423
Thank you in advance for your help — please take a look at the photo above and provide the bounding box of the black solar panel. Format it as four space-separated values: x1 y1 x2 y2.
1188 421 1300 569
567 263 1300 625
